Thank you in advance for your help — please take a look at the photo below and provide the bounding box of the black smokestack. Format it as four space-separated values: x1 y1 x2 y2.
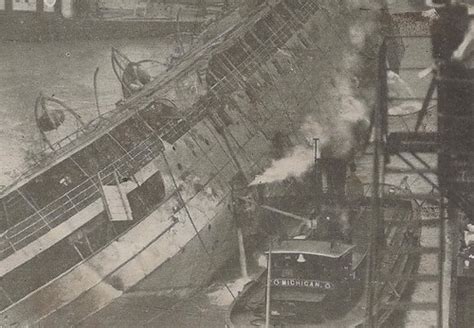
314 138 323 213
324 158 347 204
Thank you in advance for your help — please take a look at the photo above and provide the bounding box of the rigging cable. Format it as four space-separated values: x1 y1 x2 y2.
133 107 237 300
161 150 236 300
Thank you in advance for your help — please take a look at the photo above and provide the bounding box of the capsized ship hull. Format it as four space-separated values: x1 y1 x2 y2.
0 0 400 326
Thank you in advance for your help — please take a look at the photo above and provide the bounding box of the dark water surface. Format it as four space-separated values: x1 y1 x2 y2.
0 37 175 186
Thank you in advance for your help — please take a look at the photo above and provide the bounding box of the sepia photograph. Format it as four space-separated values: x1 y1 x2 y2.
0 0 473 327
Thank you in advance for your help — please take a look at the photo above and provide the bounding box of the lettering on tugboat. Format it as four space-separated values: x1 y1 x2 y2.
271 278 335 290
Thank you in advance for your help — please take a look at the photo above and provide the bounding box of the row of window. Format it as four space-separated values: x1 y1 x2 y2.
0 87 222 260
206 0 316 89
0 168 166 311
0 0 56 12
0 111 162 234
272 253 352 281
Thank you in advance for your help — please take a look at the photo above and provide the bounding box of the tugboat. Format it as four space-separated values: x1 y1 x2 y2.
226 145 421 327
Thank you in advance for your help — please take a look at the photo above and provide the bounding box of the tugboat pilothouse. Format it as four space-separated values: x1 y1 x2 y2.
226 144 420 327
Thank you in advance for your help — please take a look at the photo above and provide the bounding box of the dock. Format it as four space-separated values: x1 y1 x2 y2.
0 2 223 41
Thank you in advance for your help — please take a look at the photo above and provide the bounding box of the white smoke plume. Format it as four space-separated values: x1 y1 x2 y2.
249 78 372 186
248 3 384 186
207 276 252 306
387 70 420 116
249 145 313 186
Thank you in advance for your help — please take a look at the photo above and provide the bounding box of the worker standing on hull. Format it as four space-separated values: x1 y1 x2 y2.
427 0 470 63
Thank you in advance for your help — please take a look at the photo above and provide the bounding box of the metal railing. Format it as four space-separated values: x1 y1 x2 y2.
0 0 319 261
0 134 163 261
5 108 135 192
207 0 318 94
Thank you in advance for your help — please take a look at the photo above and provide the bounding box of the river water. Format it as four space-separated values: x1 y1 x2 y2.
0 1 420 188
0 37 176 187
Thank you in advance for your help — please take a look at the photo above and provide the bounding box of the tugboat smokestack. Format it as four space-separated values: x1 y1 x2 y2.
314 138 323 213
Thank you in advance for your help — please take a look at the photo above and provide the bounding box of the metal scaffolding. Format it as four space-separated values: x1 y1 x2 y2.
364 33 474 327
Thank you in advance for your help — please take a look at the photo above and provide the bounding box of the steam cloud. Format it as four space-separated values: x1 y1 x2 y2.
249 145 313 186
387 70 420 116
250 77 372 186
249 4 386 186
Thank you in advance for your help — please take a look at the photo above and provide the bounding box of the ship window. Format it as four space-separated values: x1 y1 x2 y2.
205 71 218 88
13 0 36 11
226 43 248 69
67 211 120 258
255 20 273 43
275 3 294 25
271 59 285 75
72 135 126 176
243 32 260 51
140 102 178 134
84 212 118 251
110 115 154 153
127 170 165 220
1 237 81 303
284 0 305 22
263 12 277 29
208 57 226 81
21 158 87 209
272 254 337 281
265 15 291 47
2 191 36 228
216 54 234 72
0 287 11 312
297 33 310 49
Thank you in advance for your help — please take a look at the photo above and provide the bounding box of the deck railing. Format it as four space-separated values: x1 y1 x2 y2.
0 134 163 261
6 108 134 191
0 0 319 262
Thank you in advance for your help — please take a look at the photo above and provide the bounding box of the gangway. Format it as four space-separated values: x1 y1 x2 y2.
365 34 474 328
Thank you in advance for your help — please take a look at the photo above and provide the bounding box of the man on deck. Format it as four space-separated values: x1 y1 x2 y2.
426 0 470 62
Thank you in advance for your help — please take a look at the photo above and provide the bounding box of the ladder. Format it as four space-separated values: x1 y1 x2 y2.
365 35 474 328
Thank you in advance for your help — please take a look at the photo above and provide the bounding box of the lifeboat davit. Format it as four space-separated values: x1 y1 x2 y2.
37 110 65 132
